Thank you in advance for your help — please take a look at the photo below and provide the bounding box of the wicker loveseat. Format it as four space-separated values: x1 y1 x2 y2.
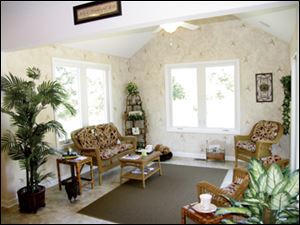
71 123 137 185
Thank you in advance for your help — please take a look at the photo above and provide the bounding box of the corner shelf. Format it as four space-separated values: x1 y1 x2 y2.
124 93 147 149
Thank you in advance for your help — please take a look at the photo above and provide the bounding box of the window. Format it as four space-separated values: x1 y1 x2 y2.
53 58 112 143
166 60 240 134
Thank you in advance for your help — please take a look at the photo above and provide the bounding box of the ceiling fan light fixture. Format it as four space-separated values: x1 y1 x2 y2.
160 22 183 33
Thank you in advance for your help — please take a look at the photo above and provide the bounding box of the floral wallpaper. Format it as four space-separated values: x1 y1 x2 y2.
128 17 291 159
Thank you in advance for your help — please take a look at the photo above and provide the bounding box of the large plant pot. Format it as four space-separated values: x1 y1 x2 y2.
17 185 46 213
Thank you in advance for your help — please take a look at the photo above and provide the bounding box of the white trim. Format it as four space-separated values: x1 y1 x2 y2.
166 127 240 135
107 65 113 123
290 52 299 171
80 65 88 126
165 65 172 131
173 151 206 159
165 59 240 134
172 151 235 161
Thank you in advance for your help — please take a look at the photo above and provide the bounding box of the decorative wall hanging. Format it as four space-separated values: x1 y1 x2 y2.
73 1 122 25
256 73 273 102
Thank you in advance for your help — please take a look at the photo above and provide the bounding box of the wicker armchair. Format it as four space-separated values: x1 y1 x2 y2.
196 167 249 207
235 120 283 167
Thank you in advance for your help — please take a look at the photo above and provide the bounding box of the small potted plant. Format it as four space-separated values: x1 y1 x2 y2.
1 67 75 213
126 82 139 95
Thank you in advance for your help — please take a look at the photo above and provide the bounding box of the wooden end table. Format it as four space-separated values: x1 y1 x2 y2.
119 151 162 188
56 156 94 194
181 202 230 224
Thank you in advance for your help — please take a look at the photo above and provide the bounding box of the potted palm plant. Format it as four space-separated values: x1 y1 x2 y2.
1 67 75 213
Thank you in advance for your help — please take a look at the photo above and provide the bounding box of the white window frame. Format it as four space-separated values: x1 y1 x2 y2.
52 58 113 144
165 59 240 134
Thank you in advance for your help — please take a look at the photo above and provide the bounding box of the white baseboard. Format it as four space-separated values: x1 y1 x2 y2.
173 151 235 161
225 155 235 161
1 197 18 208
173 151 206 159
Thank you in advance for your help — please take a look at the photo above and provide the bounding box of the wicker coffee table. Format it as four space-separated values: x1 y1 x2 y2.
119 151 162 188
181 202 231 224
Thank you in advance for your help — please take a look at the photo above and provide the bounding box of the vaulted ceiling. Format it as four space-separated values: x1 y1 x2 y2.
61 4 297 59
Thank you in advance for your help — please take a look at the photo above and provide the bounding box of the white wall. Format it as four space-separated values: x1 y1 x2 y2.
1 1 296 52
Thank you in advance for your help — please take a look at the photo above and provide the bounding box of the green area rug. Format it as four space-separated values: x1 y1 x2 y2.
78 164 227 224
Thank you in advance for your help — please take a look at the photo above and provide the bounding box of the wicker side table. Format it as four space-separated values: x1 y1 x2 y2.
181 203 230 224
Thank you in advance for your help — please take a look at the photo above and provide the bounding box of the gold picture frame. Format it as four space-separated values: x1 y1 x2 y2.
73 1 122 25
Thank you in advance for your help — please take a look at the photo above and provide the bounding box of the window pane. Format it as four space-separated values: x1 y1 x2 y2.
205 65 235 129
55 66 81 141
171 68 198 127
86 68 108 125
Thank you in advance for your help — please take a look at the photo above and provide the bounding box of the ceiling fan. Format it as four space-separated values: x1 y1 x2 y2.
154 21 199 33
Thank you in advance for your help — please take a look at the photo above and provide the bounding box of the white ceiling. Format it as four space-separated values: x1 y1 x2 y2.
63 28 155 59
61 4 298 58
236 5 297 43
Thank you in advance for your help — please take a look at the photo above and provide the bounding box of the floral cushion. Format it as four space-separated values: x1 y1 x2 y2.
236 140 256 152
95 124 119 148
221 177 244 195
261 155 281 166
75 127 99 149
250 120 280 142
99 143 133 160
221 183 240 195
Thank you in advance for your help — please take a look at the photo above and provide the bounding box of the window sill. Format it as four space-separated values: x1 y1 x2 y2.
166 127 240 135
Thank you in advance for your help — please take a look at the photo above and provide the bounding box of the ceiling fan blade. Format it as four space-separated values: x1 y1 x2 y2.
181 22 199 30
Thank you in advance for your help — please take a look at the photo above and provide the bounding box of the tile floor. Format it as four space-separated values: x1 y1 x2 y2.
1 157 244 224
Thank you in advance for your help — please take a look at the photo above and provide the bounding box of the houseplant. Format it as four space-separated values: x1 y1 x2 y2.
126 82 139 95
280 75 291 135
1 67 75 213
215 158 299 224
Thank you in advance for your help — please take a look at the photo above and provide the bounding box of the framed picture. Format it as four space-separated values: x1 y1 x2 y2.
73 1 122 25
132 127 140 135
256 73 273 102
